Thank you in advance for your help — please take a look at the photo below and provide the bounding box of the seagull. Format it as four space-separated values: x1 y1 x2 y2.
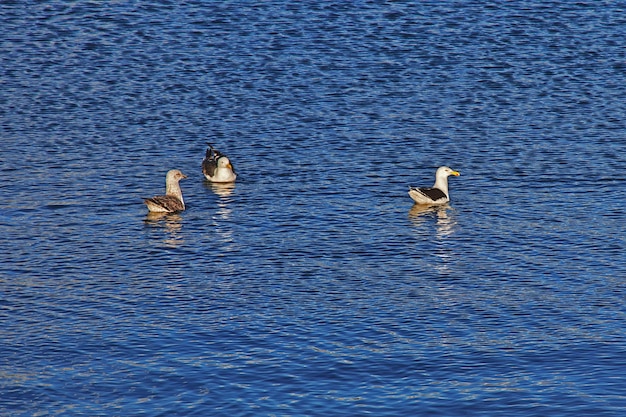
202 143 237 183
143 169 187 213
408 166 460 205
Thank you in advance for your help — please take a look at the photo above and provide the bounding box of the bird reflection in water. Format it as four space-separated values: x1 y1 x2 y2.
204 181 235 244
409 204 458 276
204 181 235 220
144 212 184 248
207 182 236 198
408 204 457 238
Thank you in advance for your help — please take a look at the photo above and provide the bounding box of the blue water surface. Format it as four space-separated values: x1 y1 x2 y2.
1 1 626 416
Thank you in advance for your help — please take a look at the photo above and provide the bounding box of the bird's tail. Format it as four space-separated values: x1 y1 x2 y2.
205 142 221 160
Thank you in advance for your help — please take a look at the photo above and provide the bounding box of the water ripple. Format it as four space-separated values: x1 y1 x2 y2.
2 1 626 416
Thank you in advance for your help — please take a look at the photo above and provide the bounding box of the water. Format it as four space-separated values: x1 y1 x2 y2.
2 1 626 416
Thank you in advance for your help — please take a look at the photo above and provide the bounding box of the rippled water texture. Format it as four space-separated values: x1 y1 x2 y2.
1 1 626 416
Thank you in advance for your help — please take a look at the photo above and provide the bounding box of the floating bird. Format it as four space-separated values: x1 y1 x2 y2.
408 166 460 205
202 143 236 183
143 169 187 213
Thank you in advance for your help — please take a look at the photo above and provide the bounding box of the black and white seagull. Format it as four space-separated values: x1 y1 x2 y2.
202 143 237 183
408 166 460 205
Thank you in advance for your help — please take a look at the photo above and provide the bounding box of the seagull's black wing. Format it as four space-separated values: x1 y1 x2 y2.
410 187 447 201
202 153 218 178
202 144 223 178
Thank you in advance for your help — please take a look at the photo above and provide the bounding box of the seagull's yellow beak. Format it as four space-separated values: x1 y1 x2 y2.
452 170 460 176
227 163 233 170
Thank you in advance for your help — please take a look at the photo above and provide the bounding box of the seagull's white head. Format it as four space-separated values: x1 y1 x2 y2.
218 157 233 170
437 166 460 178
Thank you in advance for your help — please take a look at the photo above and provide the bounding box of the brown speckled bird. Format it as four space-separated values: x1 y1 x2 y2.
143 169 187 213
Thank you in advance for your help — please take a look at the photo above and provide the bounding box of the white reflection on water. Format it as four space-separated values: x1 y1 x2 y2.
207 182 236 198
144 212 184 248
207 182 234 222
408 204 458 276
205 181 235 245
408 204 457 239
